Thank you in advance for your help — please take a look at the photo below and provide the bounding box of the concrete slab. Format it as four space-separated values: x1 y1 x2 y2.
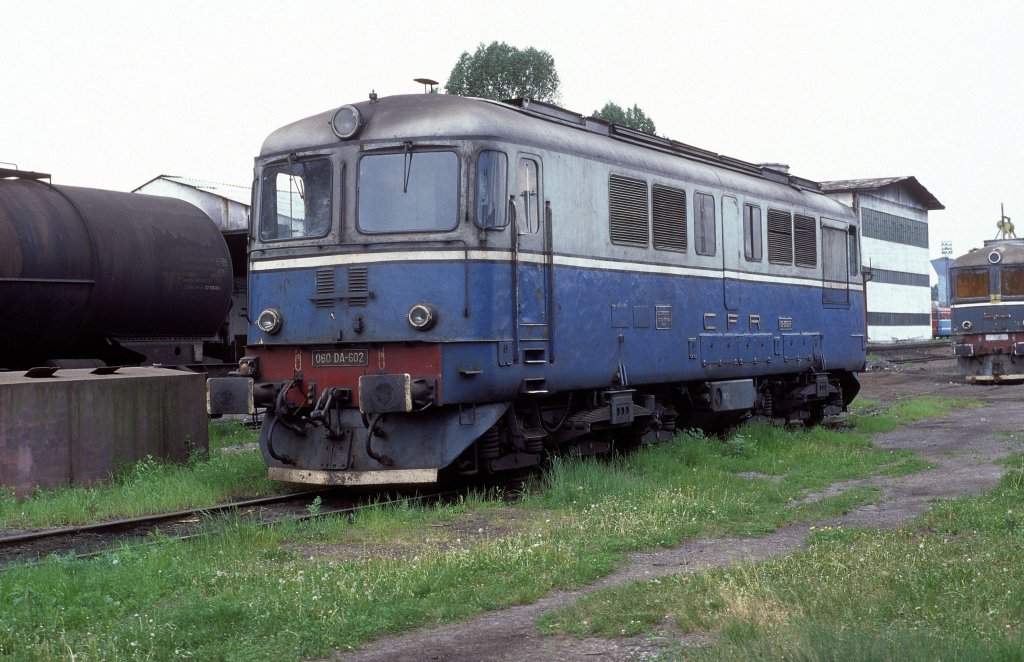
0 367 207 496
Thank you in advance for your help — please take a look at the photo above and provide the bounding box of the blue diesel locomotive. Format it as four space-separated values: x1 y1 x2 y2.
215 93 866 485
950 240 1024 383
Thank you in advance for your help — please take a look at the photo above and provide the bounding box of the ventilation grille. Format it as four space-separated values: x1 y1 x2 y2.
609 175 649 247
313 268 335 307
652 184 687 252
348 266 368 306
767 209 793 265
794 214 817 268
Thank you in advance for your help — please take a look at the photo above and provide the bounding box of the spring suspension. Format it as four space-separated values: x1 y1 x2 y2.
660 409 677 433
477 427 501 459
523 435 543 454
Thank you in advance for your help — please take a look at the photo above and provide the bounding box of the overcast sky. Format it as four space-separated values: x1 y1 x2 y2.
3 0 1021 260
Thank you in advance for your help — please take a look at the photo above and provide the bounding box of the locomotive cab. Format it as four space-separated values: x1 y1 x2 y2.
222 99 551 484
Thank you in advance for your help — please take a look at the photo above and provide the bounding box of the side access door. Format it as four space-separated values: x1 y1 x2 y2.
512 154 552 372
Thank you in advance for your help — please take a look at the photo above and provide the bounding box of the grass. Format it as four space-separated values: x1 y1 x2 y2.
537 468 1024 660
524 422 927 541
0 421 286 529
846 395 983 435
0 395 990 660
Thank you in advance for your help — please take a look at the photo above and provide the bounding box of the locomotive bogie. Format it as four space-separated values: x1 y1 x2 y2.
227 94 868 486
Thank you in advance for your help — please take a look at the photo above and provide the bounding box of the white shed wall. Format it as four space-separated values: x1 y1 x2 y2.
861 236 930 274
866 282 931 315
868 325 931 342
857 190 933 342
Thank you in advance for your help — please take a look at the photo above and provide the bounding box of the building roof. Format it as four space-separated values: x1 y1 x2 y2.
134 175 251 207
819 176 944 211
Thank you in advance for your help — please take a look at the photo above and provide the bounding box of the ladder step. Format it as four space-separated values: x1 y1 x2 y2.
523 347 547 364
520 376 548 395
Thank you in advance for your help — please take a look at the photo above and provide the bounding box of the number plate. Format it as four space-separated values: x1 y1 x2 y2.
985 333 1009 341
311 348 369 367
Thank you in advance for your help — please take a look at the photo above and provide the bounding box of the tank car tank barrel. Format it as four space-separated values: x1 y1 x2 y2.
0 177 232 369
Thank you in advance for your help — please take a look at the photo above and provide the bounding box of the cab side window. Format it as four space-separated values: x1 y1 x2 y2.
743 204 762 261
475 150 508 229
259 158 333 241
516 157 541 235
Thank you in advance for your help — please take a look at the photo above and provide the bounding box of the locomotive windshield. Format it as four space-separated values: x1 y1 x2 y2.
357 150 458 233
955 269 990 300
258 158 333 241
1001 267 1024 297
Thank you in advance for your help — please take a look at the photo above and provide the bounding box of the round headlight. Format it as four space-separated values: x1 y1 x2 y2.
989 250 1002 264
330 105 362 139
257 308 283 335
407 303 437 331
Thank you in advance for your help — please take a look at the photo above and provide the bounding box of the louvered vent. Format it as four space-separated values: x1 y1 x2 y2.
652 184 687 252
767 209 793 265
609 175 649 247
314 268 335 307
793 214 817 268
348 266 368 306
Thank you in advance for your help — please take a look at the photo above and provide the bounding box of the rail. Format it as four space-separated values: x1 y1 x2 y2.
0 485 492 568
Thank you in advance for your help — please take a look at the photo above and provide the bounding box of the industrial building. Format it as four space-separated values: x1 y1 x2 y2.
822 177 944 342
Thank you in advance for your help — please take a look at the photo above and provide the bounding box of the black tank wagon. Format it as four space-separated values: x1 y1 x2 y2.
0 168 232 370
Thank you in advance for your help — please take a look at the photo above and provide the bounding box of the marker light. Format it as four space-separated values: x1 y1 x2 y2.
257 308 283 335
407 303 437 331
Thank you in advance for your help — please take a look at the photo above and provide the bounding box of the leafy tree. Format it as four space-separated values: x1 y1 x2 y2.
593 101 657 134
446 41 560 102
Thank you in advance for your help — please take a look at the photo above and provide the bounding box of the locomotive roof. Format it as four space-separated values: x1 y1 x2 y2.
261 94 853 219
952 240 1024 269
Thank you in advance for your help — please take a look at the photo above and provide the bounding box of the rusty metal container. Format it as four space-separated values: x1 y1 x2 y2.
0 175 232 369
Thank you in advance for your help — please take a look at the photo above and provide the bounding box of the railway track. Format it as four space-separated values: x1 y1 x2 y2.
0 487 476 567
876 354 950 365
867 340 951 352
0 490 327 566
867 340 954 364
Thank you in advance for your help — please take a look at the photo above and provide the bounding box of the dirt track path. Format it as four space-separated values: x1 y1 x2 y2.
334 361 1024 661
